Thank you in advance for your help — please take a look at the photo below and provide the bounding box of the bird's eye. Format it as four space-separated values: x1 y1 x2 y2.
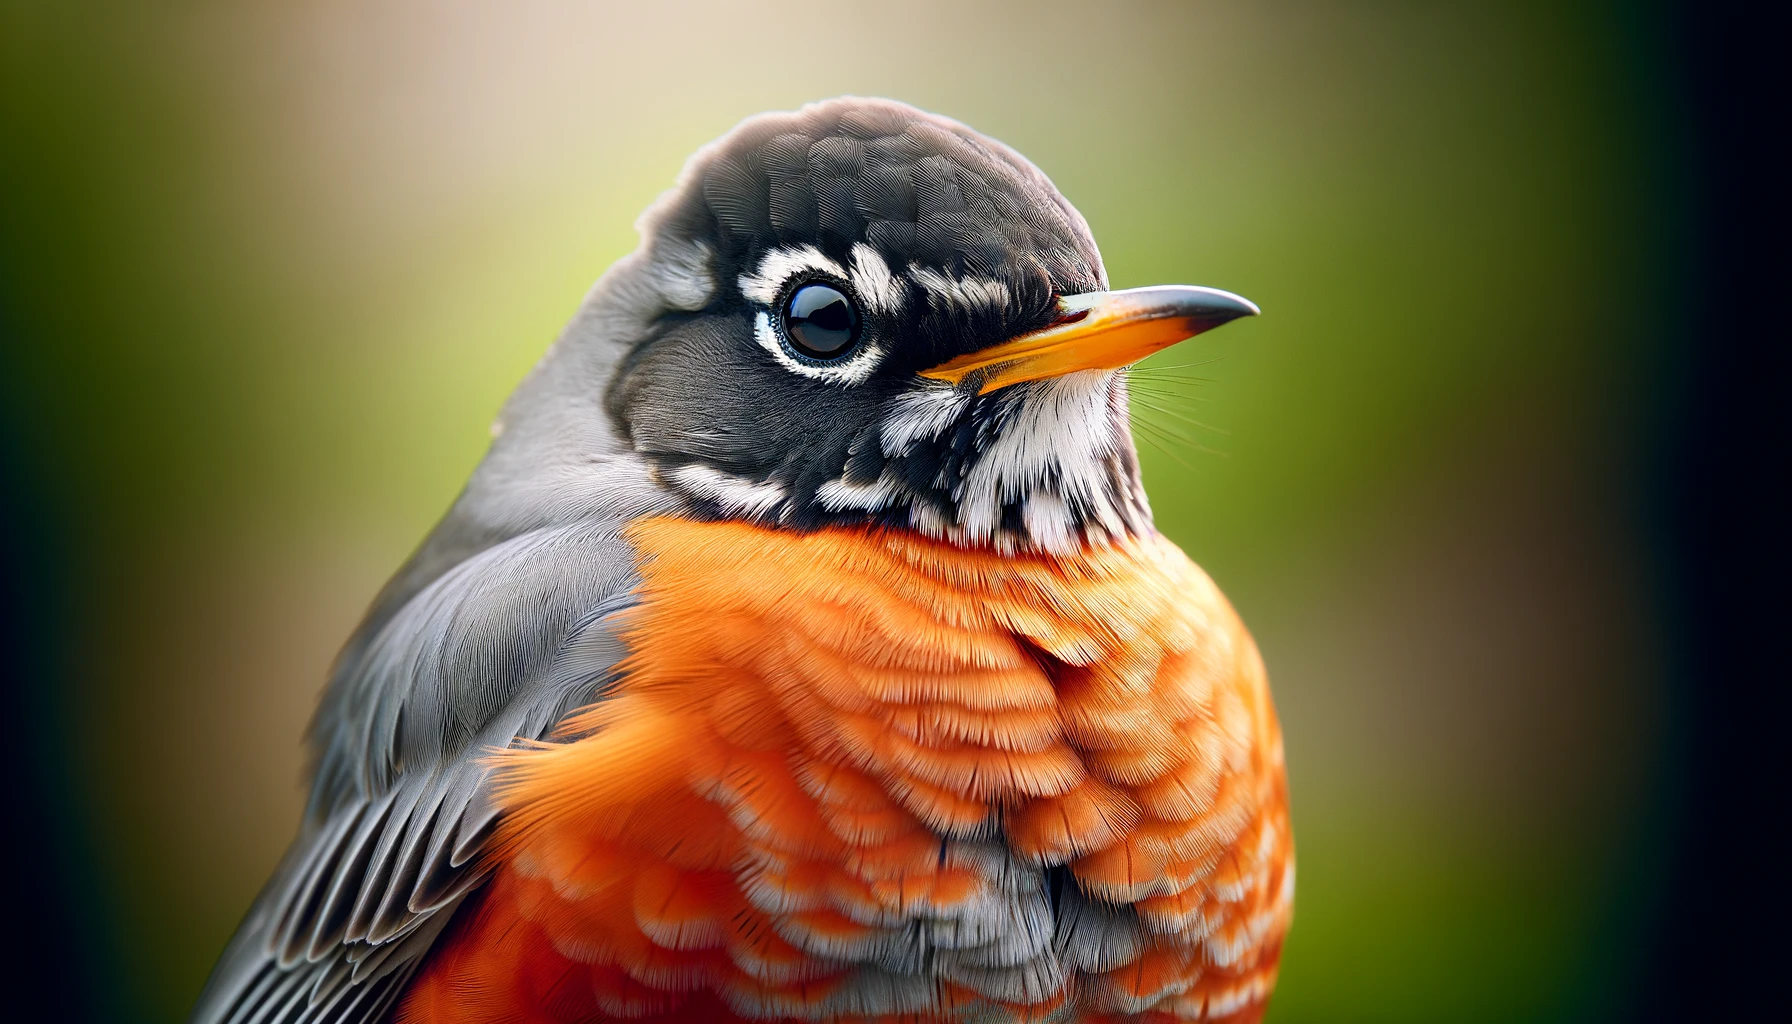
780 282 862 360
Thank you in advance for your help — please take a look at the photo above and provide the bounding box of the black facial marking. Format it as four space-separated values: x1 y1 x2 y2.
892 445 941 497
1000 500 1027 536
843 441 885 486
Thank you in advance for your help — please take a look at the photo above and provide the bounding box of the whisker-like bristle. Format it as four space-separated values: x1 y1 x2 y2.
1129 398 1231 437
1130 408 1229 459
1128 421 1201 472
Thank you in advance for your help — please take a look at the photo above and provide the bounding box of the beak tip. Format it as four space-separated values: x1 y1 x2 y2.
1187 288 1260 330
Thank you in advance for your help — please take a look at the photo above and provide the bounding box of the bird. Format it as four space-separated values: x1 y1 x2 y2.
190 97 1292 1024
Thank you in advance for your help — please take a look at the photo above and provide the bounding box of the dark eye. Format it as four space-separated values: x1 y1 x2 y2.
780 282 862 359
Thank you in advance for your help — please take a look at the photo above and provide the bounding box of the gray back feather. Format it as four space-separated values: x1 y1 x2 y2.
189 522 644 1024
188 209 697 1022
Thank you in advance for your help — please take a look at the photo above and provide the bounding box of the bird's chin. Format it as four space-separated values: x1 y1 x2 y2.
906 370 1151 554
805 370 1151 554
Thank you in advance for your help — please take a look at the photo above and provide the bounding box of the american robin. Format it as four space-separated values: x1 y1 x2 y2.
192 97 1291 1024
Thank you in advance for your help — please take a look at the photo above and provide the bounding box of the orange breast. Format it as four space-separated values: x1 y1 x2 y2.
398 520 1291 1024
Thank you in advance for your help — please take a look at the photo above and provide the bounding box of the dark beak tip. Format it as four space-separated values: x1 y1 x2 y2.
1183 290 1260 333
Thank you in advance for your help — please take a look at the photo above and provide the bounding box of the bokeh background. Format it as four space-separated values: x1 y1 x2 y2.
2 2 1752 1021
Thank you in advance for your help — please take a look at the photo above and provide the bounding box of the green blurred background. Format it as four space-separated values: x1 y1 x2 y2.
1 2 1690 1021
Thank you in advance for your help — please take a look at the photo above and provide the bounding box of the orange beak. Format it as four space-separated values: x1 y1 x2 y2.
919 285 1259 395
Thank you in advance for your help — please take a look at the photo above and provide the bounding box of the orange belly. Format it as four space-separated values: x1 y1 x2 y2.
397 520 1291 1023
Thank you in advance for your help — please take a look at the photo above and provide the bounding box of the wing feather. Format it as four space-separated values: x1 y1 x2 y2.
189 520 641 1024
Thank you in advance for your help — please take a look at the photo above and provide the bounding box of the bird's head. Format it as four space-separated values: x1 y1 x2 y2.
480 98 1255 555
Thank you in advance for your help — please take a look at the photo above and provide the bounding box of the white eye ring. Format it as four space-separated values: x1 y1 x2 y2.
753 310 886 384
738 245 894 385
736 242 906 315
738 245 847 305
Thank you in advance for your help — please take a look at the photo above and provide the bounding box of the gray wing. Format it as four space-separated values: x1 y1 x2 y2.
189 519 641 1024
